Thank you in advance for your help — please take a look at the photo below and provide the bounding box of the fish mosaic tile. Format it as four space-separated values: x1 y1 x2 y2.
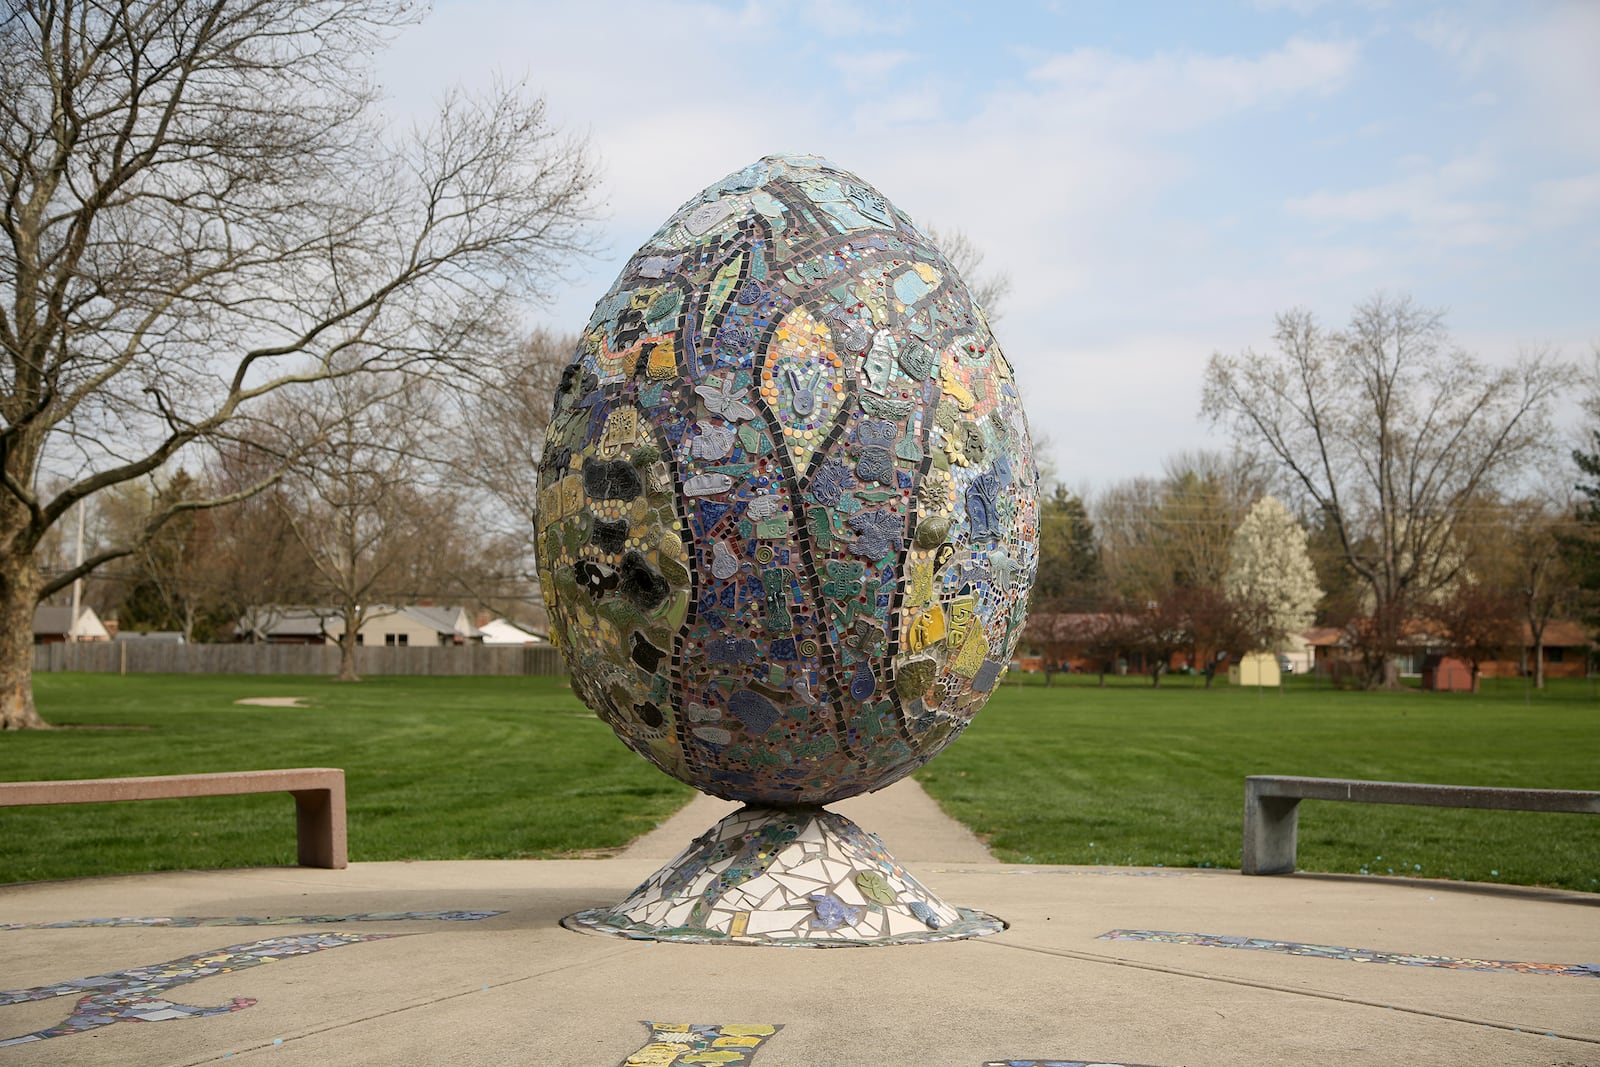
535 153 1039 808
621 1022 781 1066
0 933 390 1047
1099 930 1600 978
566 804 1004 946
0 910 501 930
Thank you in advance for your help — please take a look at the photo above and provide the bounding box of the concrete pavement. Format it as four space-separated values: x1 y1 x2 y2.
2 780 1596 1066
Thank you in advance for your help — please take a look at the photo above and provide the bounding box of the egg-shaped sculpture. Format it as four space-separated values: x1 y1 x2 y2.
536 154 1038 806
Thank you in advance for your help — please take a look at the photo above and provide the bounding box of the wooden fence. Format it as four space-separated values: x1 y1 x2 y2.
32 642 567 677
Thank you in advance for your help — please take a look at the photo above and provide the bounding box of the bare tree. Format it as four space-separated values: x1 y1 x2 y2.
1093 450 1263 601
445 326 573 623
0 1 598 727
1434 580 1521 693
1462 490 1577 689
264 373 454 681
922 224 1013 321
102 469 231 640
1203 294 1566 688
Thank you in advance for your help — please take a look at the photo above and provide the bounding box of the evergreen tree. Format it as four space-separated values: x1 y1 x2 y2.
1560 433 1600 635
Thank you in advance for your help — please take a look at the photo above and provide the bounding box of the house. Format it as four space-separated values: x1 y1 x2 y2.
477 617 545 645
237 606 334 644
1300 618 1592 680
32 604 111 644
1480 620 1592 680
327 605 483 648
239 604 484 647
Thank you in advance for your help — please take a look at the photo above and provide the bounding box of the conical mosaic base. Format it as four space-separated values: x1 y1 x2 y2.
562 805 1005 946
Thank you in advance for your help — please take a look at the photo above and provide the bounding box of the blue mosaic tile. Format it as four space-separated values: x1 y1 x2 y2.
0 933 389 1047
1099 930 1600 978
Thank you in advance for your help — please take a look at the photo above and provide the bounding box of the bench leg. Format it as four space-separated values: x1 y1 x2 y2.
1242 785 1299 875
291 785 348 869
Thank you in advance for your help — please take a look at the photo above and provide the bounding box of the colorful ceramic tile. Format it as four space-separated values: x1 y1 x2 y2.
622 1022 781 1066
0 934 390 1047
536 154 1038 808
566 805 1004 946
0 911 501 930
1098 930 1600 978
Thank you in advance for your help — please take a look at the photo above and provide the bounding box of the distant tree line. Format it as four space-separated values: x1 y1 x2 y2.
1031 295 1595 691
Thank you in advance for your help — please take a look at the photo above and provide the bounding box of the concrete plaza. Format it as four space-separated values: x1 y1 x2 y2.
2 781 1596 1065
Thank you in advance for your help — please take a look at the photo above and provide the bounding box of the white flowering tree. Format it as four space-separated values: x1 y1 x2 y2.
1225 496 1322 652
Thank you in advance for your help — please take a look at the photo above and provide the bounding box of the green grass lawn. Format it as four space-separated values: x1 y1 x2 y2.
1 672 1596 892
0 674 693 884
917 673 1600 892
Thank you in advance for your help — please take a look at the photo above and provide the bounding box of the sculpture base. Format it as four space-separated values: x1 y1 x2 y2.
562 804 1005 946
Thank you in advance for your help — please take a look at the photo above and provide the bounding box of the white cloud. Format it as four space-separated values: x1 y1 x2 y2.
1020 36 1358 132
1415 2 1600 161
829 49 916 91
1531 172 1600 229
1285 154 1521 248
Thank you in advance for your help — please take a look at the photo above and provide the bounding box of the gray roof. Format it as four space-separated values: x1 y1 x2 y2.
238 606 334 639
395 605 481 638
32 604 105 636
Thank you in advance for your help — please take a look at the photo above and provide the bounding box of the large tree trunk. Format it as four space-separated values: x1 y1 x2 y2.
334 601 362 682
0 555 50 730
1362 648 1402 689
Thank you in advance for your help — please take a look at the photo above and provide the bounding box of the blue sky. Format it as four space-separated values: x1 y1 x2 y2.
380 1 1600 490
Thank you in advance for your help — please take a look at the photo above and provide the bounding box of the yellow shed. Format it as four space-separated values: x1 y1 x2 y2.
1227 651 1282 687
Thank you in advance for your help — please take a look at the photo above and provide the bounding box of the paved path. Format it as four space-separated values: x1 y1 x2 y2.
2 782 1597 1065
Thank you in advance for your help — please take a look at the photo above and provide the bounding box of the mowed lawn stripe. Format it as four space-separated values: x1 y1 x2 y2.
1 673 1595 892
916 675 1600 892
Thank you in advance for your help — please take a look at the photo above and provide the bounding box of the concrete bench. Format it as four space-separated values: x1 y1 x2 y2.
1241 775 1600 876
0 768 347 869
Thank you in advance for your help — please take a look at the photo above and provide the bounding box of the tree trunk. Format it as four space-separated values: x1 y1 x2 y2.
336 631 361 682
1534 643 1545 689
0 555 50 730
336 603 362 682
1364 653 1401 690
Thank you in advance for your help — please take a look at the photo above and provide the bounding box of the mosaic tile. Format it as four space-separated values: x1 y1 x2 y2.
0 933 389 1047
622 1022 781 1066
1098 930 1600 978
566 805 1004 947
0 910 501 931
536 154 1038 810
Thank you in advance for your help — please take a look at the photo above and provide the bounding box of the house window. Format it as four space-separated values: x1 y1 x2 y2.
384 633 408 647
355 634 364 646
1547 647 1564 663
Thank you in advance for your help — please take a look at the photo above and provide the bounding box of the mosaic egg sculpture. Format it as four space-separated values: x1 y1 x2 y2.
537 154 1038 807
